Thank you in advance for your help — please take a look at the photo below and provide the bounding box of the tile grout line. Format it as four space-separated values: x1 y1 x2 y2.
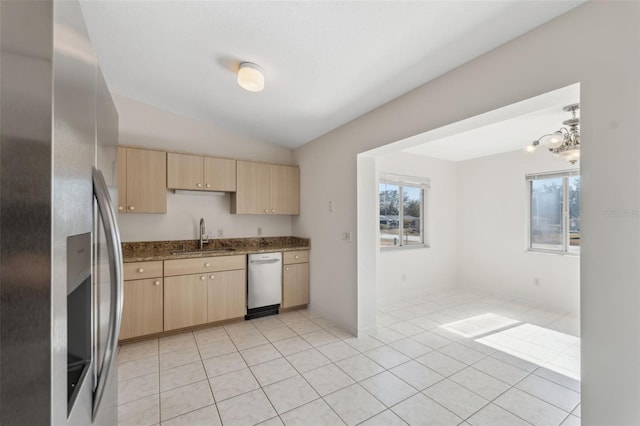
254 315 350 425
197 329 226 426
119 288 580 426
260 312 392 425
211 314 339 424
377 315 575 424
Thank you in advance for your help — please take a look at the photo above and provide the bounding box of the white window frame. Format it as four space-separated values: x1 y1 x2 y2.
526 169 580 255
379 174 430 250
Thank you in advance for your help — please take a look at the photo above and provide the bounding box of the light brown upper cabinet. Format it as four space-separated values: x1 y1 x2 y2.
231 161 299 215
117 146 167 214
167 152 236 192
270 164 300 215
231 161 270 214
204 156 237 191
166 153 202 190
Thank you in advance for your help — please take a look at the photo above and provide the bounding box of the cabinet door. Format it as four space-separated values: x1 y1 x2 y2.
207 269 246 322
167 152 204 190
232 161 270 214
117 146 127 213
270 165 299 215
282 263 309 308
204 157 236 191
120 278 163 340
164 274 208 330
126 148 167 213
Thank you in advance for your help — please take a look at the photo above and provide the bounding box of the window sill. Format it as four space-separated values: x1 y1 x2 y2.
380 244 429 252
526 248 580 257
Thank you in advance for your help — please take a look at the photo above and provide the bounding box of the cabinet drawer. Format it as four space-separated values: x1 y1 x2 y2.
283 250 308 265
164 254 246 276
124 261 163 280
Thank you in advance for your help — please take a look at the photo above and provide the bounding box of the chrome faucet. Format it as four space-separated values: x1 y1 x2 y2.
199 218 209 250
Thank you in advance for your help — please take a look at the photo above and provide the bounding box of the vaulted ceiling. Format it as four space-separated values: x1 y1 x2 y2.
80 1 584 149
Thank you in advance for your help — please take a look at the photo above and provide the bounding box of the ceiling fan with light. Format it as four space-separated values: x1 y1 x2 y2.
524 103 580 164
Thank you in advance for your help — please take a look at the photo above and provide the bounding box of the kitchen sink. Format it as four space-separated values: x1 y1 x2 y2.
170 248 237 255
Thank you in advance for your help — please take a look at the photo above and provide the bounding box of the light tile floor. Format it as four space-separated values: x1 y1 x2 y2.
117 288 581 426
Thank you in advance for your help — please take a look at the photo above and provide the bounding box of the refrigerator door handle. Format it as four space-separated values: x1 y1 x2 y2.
92 168 124 419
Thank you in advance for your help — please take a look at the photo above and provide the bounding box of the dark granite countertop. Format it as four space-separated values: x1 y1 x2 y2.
123 236 310 263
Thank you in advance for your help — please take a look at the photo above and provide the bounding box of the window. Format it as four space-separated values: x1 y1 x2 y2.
527 170 580 254
379 175 429 248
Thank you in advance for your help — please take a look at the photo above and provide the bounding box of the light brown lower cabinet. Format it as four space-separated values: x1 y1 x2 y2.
207 269 247 322
282 262 309 308
164 273 208 331
121 250 312 339
163 256 247 331
120 278 164 340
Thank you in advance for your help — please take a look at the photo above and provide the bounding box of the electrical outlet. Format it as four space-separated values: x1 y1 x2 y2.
207 230 215 238
343 232 351 241
217 228 223 237
257 227 262 236
329 200 334 213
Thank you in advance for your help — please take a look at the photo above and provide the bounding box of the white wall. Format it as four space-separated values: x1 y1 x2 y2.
118 192 293 242
456 150 580 313
293 137 360 332
113 94 294 242
375 152 457 303
373 148 579 313
293 3 640 423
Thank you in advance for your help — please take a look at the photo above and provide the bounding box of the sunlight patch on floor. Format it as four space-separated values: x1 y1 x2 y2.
477 323 580 380
439 313 520 338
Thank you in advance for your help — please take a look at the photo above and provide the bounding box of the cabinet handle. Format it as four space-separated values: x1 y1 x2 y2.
128 206 135 211
205 184 211 188
196 183 202 188
285 267 290 271
154 280 160 286
205 262 211 267
200 276 206 281
271 209 275 213
210 275 215 279
264 209 269 213
295 255 299 259
118 206 124 211
137 268 144 273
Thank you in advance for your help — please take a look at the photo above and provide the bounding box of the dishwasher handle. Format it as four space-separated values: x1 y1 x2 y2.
249 258 281 265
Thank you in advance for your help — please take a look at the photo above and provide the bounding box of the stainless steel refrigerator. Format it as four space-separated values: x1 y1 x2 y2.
0 0 123 424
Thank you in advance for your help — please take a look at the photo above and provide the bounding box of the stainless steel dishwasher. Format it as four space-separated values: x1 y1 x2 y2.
246 252 282 319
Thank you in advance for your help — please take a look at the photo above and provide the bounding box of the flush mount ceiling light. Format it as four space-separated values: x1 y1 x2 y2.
524 103 581 164
237 62 265 92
